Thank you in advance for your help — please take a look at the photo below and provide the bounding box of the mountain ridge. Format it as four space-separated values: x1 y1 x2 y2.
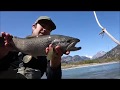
62 45 120 63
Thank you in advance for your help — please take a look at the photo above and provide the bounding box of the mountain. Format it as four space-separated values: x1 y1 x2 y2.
98 45 120 59
92 51 106 59
61 55 90 63
72 55 83 62
61 45 120 63
81 56 91 60
61 56 73 63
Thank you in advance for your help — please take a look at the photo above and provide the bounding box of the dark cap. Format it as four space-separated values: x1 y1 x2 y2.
35 16 56 30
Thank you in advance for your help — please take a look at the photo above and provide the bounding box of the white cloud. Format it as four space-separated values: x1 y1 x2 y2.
85 55 93 59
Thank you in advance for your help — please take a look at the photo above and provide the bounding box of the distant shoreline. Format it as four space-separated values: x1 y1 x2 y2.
62 61 119 70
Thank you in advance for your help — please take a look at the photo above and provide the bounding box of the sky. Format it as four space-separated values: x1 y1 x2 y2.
0 11 120 58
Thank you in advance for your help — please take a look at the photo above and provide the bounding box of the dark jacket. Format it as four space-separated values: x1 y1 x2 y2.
0 51 62 79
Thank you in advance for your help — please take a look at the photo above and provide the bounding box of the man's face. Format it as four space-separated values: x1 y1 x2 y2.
32 23 52 36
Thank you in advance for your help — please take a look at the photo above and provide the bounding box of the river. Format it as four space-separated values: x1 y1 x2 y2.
62 61 120 79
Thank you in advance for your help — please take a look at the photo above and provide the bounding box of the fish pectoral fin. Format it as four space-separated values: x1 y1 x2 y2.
23 55 32 63
47 47 54 61
47 47 58 61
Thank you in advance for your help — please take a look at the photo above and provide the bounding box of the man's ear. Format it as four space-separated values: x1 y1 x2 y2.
32 24 37 30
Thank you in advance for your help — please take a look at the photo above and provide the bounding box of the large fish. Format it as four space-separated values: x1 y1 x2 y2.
0 35 81 61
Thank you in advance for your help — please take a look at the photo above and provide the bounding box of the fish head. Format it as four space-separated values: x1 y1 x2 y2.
51 35 81 54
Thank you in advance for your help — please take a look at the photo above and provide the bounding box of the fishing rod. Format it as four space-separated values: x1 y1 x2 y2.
93 11 120 45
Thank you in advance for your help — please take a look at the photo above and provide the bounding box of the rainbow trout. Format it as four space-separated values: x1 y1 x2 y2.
0 35 81 62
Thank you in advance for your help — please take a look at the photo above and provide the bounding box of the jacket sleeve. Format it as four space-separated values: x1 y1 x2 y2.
46 60 62 79
0 51 20 71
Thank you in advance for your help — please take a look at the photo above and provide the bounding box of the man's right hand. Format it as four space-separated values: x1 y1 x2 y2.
0 32 13 59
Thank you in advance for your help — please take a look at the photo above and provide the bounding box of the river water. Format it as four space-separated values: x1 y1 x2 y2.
62 61 120 79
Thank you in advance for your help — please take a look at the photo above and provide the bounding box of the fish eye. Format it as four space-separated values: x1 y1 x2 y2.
67 40 71 43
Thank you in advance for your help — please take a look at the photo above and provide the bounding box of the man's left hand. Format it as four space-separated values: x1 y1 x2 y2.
46 44 70 67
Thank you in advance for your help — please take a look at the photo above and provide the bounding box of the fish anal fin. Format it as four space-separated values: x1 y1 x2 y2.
23 55 32 63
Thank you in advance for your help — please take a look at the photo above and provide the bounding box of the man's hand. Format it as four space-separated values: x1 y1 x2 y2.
0 32 13 59
46 44 70 68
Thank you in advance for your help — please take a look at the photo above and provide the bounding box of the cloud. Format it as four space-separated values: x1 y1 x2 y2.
85 55 92 59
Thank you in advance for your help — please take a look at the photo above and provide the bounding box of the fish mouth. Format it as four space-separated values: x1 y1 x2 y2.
66 39 81 51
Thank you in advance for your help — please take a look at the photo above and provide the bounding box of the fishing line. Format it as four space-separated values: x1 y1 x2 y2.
93 11 120 45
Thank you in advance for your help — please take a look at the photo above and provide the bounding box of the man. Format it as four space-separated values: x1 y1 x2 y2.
0 16 70 79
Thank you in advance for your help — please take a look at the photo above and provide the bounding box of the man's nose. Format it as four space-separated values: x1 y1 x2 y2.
42 28 46 31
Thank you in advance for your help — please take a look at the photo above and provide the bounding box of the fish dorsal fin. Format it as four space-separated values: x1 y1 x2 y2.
25 35 44 39
25 35 37 39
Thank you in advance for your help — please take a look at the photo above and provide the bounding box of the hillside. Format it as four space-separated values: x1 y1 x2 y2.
98 45 120 60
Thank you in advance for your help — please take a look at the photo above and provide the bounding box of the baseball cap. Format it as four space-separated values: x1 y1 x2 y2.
35 16 56 30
